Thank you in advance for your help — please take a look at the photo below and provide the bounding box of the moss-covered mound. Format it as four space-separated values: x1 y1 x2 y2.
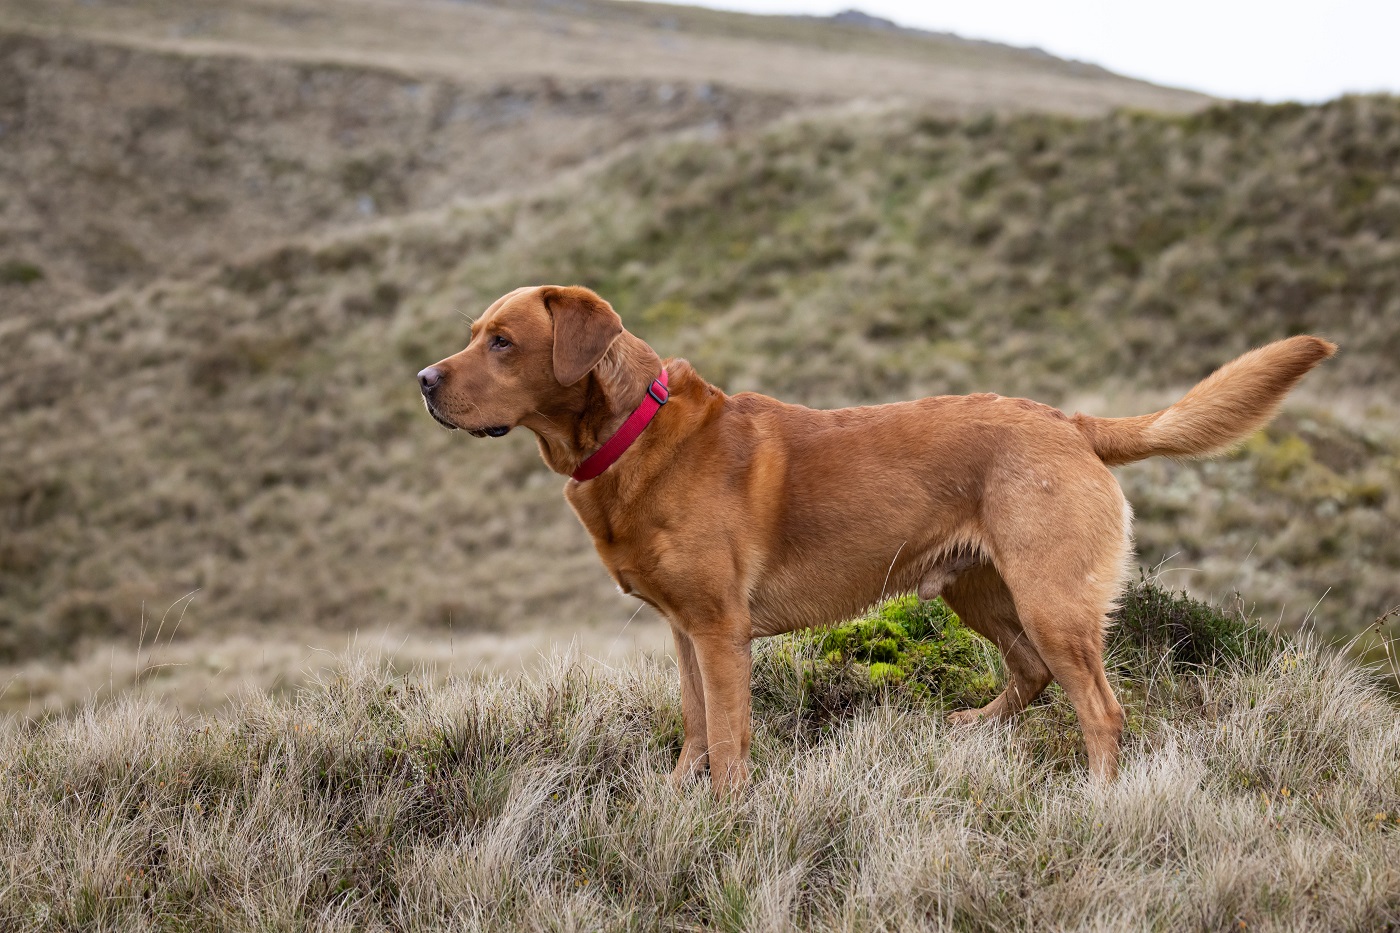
754 596 998 720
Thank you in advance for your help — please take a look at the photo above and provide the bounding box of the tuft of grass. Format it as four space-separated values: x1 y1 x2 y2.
1 583 1397 930
1109 574 1280 671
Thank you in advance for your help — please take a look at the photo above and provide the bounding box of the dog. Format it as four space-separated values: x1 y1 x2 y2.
418 284 1335 796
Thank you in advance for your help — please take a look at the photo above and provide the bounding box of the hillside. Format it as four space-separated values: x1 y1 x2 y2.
0 29 796 309
3 92 1398 710
0 2 1392 711
0 0 1206 305
0 0 1205 114
1 584 1396 930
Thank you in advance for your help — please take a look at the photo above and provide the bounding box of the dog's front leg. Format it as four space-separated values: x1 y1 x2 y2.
669 622 709 785
690 626 753 799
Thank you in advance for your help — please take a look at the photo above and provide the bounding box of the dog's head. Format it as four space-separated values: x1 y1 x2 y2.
417 285 626 437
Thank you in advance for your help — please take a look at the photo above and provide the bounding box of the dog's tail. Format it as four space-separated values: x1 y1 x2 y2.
1071 336 1337 467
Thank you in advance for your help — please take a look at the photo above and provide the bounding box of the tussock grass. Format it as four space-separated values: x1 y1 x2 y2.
3 585 1397 931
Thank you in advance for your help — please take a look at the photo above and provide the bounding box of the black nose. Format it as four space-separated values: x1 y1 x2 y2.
418 366 442 394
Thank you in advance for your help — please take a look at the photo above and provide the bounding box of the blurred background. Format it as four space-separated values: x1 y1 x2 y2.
2 0 1396 712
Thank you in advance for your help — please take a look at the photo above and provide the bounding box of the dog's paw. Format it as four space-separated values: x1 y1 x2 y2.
668 747 708 788
709 759 751 800
947 708 987 726
667 767 700 789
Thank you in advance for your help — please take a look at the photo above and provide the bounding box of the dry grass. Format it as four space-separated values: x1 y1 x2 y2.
0 617 672 716
2 584 1396 931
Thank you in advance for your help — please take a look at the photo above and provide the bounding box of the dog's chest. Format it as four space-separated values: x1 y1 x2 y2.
567 498 661 604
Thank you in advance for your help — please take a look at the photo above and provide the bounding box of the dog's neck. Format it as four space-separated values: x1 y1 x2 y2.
527 331 664 476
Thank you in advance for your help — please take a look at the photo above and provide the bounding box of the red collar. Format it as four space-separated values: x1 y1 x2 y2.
571 369 670 482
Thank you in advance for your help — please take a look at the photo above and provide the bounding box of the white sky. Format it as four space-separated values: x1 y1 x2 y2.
645 0 1400 102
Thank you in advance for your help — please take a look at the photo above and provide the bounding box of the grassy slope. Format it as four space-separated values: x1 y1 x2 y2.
0 0 1206 113
4 97 1398 692
1 584 1396 930
0 0 1206 308
0 29 797 301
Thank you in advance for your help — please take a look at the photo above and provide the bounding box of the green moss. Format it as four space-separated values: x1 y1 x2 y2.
755 595 999 724
865 662 905 687
0 260 44 285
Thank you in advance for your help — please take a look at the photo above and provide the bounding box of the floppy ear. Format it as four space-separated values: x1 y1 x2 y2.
541 286 624 386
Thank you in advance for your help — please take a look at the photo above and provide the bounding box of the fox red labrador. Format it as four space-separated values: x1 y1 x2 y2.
418 285 1335 796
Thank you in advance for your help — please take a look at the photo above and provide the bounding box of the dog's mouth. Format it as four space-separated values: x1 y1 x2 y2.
424 402 460 432
423 400 510 437
423 393 511 437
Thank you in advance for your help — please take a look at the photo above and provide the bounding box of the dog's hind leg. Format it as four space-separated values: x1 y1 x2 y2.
987 472 1130 780
999 574 1125 780
940 563 1052 725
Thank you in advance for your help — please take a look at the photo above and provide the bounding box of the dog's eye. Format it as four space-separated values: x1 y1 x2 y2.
489 335 511 350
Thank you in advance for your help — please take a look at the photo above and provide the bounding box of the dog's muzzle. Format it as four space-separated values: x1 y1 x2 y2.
417 367 508 436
